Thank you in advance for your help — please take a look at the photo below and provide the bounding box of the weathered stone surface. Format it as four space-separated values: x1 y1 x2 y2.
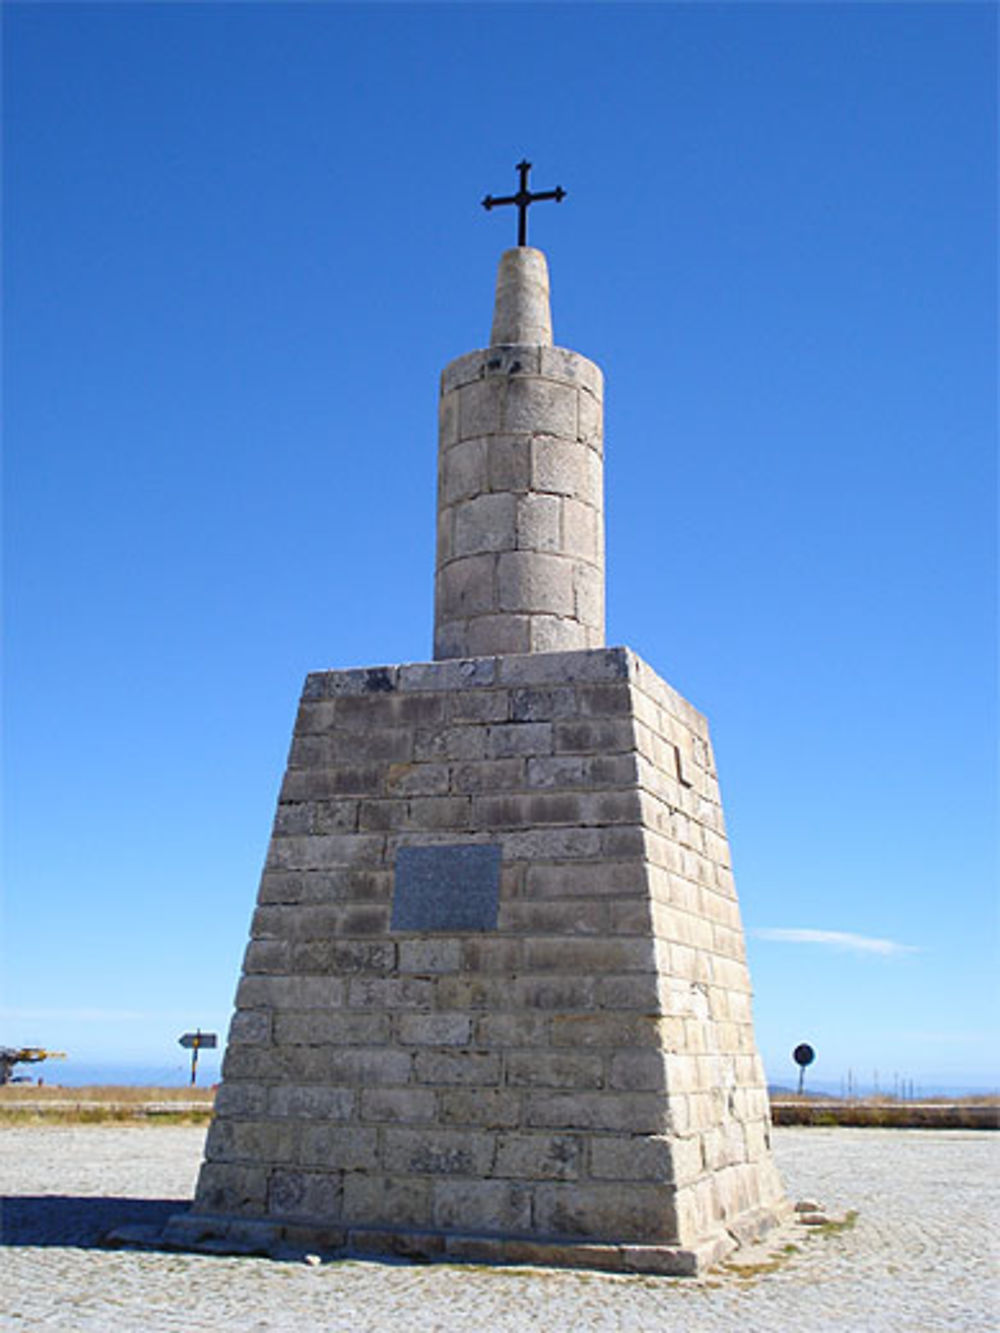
186 646 786 1270
433 1178 533 1233
342 1172 433 1228
384 1128 495 1177
489 248 553 347
437 1087 522 1127
533 1181 677 1243
493 1133 583 1181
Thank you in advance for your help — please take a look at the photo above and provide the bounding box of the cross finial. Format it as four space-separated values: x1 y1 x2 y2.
482 159 566 247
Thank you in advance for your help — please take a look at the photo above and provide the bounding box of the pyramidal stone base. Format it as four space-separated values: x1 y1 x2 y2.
165 646 788 1274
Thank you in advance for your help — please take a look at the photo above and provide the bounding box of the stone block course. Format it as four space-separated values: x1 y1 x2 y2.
589 1135 677 1183
496 550 575 616
396 1012 472 1046
510 684 577 720
523 935 654 974
554 717 634 754
227 1010 272 1045
397 937 462 974
450 756 524 790
359 1087 437 1123
458 936 522 973
342 1172 432 1228
195 1162 268 1214
458 379 504 438
562 497 601 559
503 377 577 437
515 492 562 552
577 385 603 447
213 1082 268 1117
509 974 598 1011
437 1088 522 1128
453 492 517 557
436 556 496 620
497 898 608 935
525 1090 669 1135
548 1013 664 1051
459 614 531 657
438 389 460 447
267 1085 356 1120
493 1133 583 1181
487 434 532 492
413 1050 502 1086
533 1182 677 1243
267 1169 342 1222
441 437 488 504
413 725 488 762
298 1125 378 1171
236 974 346 1010
487 721 553 758
384 1128 495 1177
504 1051 603 1089
348 975 436 1010
539 345 604 396
433 1179 532 1234
271 1011 389 1046
473 1012 550 1047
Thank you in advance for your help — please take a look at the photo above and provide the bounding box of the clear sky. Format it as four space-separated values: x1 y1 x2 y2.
4 2 996 1091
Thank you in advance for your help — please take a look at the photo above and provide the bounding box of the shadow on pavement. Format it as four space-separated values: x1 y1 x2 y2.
1 1195 188 1247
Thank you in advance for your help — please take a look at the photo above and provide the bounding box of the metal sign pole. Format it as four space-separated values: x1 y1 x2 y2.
178 1030 217 1087
793 1042 816 1096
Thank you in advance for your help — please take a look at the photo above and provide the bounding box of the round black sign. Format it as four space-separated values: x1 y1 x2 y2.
793 1043 816 1067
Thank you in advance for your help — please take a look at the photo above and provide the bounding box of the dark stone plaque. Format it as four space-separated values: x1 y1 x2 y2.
391 844 502 932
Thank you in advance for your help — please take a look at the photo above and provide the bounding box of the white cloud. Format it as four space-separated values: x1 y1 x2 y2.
753 928 920 956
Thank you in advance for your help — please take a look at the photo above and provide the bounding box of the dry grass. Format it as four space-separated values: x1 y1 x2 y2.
0 1084 215 1125
771 1098 998 1130
774 1091 999 1105
2 1085 996 1129
811 1209 859 1236
0 1085 215 1103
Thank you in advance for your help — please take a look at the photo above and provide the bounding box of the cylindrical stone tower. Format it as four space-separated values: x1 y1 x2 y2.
434 248 605 659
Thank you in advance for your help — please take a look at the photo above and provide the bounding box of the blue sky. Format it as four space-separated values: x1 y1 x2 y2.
3 2 996 1091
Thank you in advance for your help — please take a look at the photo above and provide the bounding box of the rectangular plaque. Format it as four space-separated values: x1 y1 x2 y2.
391 844 502 932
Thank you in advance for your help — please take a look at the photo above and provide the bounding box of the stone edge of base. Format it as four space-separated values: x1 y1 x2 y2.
725 1197 796 1248
301 644 708 729
157 1211 772 1276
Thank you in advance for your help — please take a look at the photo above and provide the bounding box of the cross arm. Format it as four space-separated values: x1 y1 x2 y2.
481 162 567 245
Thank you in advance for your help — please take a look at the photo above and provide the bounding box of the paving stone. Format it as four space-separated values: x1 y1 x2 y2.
6 1126 997 1329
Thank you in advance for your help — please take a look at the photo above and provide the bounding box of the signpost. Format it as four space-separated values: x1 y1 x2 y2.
793 1042 816 1095
0 1047 66 1085
178 1030 217 1087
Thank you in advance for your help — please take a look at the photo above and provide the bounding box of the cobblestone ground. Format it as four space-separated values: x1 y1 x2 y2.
2 1125 997 1331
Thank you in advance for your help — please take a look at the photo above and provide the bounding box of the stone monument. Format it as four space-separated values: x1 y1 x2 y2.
166 193 788 1273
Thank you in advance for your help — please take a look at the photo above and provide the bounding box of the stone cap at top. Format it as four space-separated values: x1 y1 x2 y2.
490 248 552 347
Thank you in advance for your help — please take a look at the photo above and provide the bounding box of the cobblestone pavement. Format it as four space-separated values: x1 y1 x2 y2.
2 1125 997 1331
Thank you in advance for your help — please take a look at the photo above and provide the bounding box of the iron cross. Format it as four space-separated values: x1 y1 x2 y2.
482 160 566 247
